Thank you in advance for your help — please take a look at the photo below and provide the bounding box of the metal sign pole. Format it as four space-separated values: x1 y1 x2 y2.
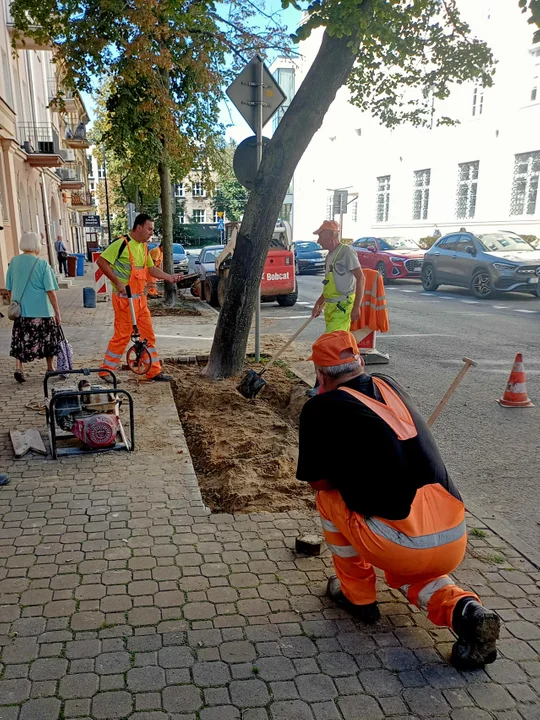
255 57 263 363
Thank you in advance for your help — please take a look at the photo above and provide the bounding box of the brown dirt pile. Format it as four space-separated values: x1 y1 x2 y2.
148 298 201 317
166 361 313 514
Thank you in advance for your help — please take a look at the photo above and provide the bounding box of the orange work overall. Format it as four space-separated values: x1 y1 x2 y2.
317 378 478 628
100 242 162 379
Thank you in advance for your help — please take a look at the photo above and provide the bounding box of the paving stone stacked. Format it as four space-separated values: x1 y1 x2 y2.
0 290 539 719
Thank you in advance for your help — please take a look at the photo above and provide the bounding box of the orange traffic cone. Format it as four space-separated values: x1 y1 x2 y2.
497 353 534 408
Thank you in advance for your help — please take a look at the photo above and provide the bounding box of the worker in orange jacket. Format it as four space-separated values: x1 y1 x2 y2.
147 242 164 297
297 331 500 671
96 214 183 382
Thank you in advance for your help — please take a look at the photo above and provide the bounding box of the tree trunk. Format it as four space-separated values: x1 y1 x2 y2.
158 155 175 306
205 30 358 378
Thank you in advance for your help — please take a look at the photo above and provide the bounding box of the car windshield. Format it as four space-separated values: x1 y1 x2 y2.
476 233 534 252
295 242 321 252
203 248 223 263
172 244 185 254
379 237 420 251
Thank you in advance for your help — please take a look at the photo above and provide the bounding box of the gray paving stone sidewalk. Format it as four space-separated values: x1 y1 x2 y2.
0 287 539 719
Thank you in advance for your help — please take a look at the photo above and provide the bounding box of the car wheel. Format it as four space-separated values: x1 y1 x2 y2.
204 276 220 307
421 263 439 292
376 262 388 282
470 270 493 299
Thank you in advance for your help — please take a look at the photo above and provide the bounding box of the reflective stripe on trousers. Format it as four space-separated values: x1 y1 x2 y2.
317 488 478 627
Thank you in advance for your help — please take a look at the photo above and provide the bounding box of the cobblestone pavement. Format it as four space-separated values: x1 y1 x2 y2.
1 290 539 719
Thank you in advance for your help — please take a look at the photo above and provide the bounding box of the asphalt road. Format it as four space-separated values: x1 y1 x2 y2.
261 274 540 548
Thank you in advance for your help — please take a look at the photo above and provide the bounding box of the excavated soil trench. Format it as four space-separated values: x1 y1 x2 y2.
165 360 314 514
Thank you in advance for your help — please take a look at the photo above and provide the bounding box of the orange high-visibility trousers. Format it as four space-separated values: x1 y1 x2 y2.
100 293 162 379
317 484 479 628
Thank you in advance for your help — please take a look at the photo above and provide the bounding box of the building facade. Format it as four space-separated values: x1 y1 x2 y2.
272 0 540 242
0 0 92 286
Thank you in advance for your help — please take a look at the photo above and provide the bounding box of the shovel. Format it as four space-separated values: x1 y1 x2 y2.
238 316 315 399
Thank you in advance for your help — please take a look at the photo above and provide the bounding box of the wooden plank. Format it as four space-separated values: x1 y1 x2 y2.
26 429 47 456
10 430 30 458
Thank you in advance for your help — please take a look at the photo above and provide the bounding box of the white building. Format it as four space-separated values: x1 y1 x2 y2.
273 0 540 242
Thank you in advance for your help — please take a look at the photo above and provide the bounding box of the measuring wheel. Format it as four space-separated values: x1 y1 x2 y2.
126 343 153 375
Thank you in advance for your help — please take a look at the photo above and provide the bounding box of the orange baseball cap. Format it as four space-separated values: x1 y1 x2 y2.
313 220 339 235
308 331 361 367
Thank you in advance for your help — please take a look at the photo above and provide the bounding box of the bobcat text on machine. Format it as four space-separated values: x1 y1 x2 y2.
202 220 298 308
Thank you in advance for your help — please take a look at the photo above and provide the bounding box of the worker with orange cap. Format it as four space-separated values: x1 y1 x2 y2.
297 330 500 671
311 220 365 333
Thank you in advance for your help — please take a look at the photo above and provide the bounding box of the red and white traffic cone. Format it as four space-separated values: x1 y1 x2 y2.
497 353 534 408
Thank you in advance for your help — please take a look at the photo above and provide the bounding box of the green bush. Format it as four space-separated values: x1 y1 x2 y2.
418 235 439 249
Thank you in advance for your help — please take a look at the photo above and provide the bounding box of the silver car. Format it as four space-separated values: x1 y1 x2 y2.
422 231 540 299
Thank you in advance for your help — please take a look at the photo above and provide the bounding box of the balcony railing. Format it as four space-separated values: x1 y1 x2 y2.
17 122 64 167
66 123 89 148
56 167 83 183
70 192 94 208
47 79 77 110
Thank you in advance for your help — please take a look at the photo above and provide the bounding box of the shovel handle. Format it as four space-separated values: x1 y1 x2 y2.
427 357 477 427
261 316 314 376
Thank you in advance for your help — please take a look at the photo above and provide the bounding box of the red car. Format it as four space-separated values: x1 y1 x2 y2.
352 236 425 281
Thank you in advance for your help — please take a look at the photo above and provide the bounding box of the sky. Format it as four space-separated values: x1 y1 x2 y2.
82 0 302 145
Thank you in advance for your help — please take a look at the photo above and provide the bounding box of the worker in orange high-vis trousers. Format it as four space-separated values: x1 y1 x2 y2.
297 331 500 671
96 213 183 383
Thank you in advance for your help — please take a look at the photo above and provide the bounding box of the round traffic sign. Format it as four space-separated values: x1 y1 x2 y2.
233 135 271 190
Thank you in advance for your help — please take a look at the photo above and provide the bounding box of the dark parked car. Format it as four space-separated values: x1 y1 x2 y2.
422 231 540 299
293 240 327 274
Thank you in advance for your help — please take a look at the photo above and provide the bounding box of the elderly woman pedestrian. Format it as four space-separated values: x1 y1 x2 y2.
5 231 61 383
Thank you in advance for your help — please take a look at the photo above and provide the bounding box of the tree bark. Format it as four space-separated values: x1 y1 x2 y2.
158 155 175 305
205 30 358 378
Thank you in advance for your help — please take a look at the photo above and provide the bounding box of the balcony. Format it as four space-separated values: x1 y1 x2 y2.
56 167 84 190
69 191 94 212
18 122 64 168
65 124 90 149
47 79 77 113
6 9 52 51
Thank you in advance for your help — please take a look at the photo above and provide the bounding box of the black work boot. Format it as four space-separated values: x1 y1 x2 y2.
326 576 380 624
451 597 500 670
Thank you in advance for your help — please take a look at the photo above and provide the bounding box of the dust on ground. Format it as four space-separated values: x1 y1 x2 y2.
165 360 313 514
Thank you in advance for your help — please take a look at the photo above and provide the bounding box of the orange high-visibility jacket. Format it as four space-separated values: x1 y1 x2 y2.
350 267 389 333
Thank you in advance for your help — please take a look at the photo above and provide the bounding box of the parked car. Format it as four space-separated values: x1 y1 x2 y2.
422 230 540 299
293 240 327 274
148 242 189 274
186 247 203 275
352 236 425 281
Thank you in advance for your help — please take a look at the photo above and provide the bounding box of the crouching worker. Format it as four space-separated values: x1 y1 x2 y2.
297 330 500 670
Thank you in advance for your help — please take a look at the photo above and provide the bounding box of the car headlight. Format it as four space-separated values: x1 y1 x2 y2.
389 257 404 263
493 263 517 271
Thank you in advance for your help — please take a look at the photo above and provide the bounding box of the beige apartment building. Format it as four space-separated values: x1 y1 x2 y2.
0 1 93 287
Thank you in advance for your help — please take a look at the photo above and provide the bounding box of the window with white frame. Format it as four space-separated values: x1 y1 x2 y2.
192 182 205 197
472 84 484 117
326 194 334 220
192 209 205 223
412 169 430 220
178 211 184 224
456 161 479 220
531 47 540 102
213 210 221 223
510 151 540 216
175 183 184 198
376 176 390 223
97 165 106 180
